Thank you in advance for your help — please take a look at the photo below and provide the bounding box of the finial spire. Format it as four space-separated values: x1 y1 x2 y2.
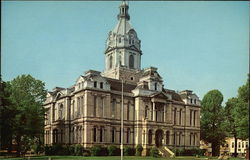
117 0 130 20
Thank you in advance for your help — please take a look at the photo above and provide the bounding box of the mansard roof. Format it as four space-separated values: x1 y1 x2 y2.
164 89 184 102
106 78 136 93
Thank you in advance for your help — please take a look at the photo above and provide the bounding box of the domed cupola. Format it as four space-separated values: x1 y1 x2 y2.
104 1 142 73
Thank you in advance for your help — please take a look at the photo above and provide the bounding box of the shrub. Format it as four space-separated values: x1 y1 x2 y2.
44 145 53 155
90 145 107 156
68 145 75 155
150 147 160 158
135 144 143 156
124 146 134 156
108 145 120 156
74 144 84 156
32 143 44 154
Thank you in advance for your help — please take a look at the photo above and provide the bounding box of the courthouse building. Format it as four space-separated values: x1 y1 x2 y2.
44 1 201 155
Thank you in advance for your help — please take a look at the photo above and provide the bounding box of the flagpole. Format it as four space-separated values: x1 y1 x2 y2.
121 79 124 160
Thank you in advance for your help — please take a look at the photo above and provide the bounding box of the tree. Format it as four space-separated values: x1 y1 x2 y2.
224 75 249 157
235 76 249 140
201 90 226 156
0 81 17 152
224 97 239 157
1 75 47 156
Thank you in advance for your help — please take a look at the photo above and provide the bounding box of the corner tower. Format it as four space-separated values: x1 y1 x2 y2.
103 1 142 82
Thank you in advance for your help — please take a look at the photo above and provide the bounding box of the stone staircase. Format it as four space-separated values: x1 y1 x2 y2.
158 146 175 158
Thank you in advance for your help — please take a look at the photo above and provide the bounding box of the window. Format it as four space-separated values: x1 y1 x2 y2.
93 96 97 117
242 142 245 148
100 82 103 89
111 128 115 143
190 99 193 104
239 142 241 148
190 110 193 126
94 81 97 88
112 99 116 118
174 108 177 125
232 142 234 148
101 97 105 117
190 133 192 146
154 82 157 90
127 102 130 120
194 99 196 104
59 104 63 120
53 129 58 144
193 133 196 146
179 109 182 125
246 142 248 148
129 55 134 68
109 55 113 69
179 132 182 146
166 131 170 145
119 37 121 43
100 127 103 142
93 127 97 142
193 111 196 126
145 105 148 119
127 128 130 144
173 132 176 145
148 130 152 145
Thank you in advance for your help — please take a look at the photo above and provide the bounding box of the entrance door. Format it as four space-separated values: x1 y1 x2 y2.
155 129 163 147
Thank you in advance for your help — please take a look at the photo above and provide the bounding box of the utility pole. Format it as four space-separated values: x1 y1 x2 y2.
121 79 124 160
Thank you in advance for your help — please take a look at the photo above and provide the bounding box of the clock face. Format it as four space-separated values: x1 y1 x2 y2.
130 34 134 39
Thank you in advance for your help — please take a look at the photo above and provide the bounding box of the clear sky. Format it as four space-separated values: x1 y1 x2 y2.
2 1 249 104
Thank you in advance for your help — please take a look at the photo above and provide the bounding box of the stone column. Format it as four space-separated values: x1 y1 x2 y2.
153 102 156 121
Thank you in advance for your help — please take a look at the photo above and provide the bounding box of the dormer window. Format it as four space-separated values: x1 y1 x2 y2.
154 82 157 91
194 99 196 104
94 81 97 88
190 99 193 104
100 82 103 89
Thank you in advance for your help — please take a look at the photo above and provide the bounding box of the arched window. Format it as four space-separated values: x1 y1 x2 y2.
129 55 134 68
148 130 152 145
154 82 157 90
109 55 113 69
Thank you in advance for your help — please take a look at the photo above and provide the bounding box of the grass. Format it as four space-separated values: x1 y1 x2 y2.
0 156 245 160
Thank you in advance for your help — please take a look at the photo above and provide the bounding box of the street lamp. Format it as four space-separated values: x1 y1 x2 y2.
121 79 124 160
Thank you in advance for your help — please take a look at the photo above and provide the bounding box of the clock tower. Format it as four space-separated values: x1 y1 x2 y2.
103 1 142 82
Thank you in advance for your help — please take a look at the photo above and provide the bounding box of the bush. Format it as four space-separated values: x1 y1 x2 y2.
108 145 120 156
44 145 53 155
68 145 75 155
150 147 160 158
124 146 134 156
90 145 108 156
33 143 44 154
135 144 143 156
74 144 84 156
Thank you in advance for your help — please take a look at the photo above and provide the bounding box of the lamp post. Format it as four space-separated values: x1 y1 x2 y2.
121 79 124 160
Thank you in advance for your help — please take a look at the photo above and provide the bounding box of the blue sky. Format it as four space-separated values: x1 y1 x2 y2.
2 1 249 104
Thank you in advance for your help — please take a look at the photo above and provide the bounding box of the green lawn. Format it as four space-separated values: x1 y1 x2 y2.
0 156 245 160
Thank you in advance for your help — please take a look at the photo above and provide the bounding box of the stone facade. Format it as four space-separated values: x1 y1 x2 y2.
44 1 201 154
